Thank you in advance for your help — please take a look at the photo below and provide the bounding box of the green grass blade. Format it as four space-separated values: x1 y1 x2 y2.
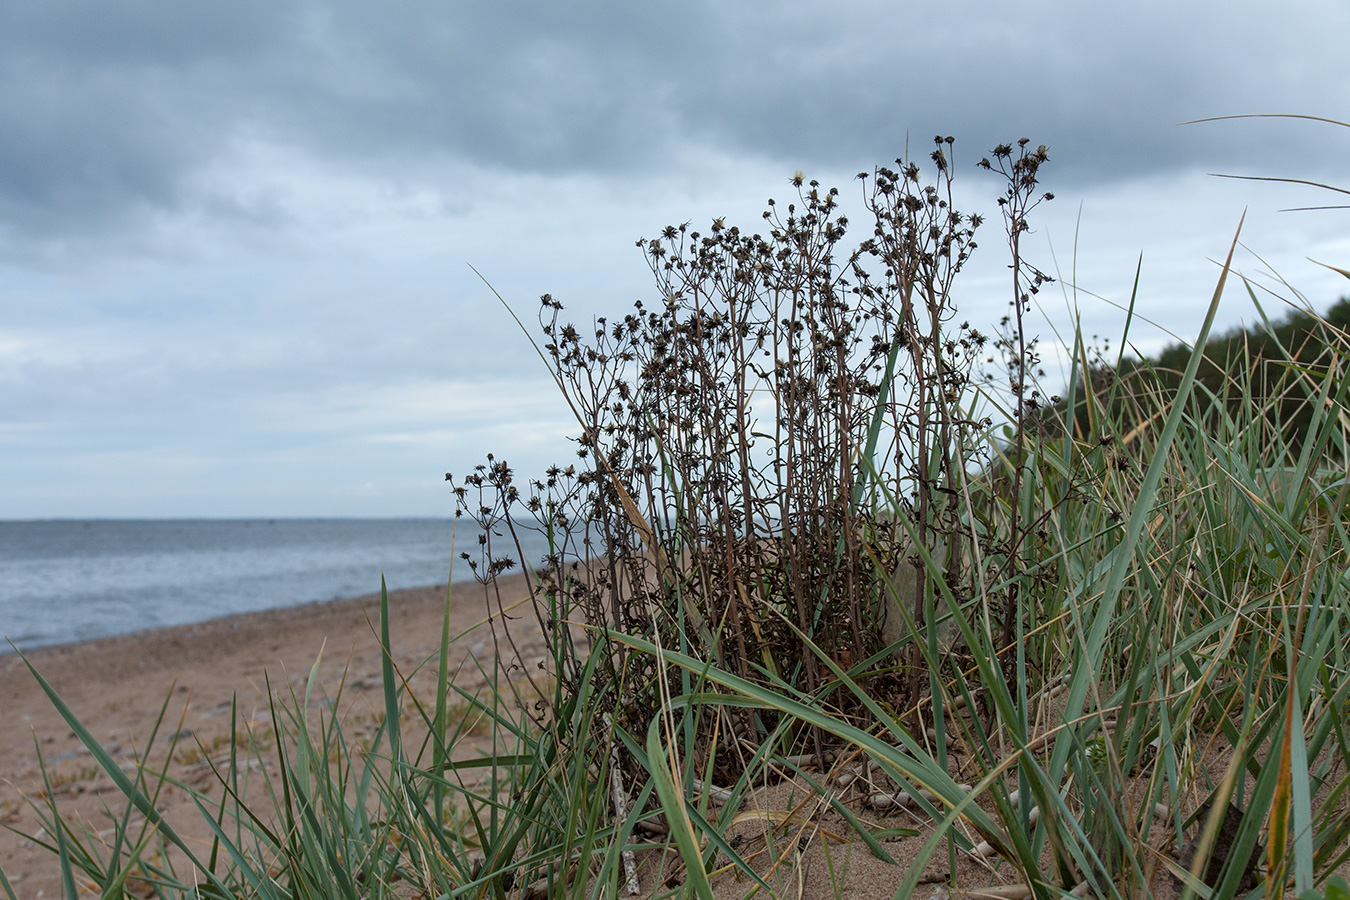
10 646 230 895
646 707 714 900
1048 214 1245 779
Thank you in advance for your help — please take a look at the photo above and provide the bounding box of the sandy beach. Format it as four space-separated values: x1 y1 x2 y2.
2 574 1207 899
1 574 546 897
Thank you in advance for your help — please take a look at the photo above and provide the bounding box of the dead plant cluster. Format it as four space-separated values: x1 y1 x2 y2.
448 138 1059 774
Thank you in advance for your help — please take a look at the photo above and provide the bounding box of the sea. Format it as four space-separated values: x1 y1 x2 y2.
0 519 554 653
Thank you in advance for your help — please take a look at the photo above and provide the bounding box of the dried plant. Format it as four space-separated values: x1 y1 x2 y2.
448 138 1056 776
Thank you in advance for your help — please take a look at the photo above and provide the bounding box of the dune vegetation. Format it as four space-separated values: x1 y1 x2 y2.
6 134 1350 900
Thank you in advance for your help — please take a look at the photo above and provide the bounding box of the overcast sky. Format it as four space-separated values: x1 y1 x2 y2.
3 1 1349 519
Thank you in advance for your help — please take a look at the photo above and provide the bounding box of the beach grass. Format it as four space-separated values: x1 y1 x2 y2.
5 137 1350 899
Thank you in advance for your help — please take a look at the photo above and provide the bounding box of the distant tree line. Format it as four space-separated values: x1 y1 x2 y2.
1051 297 1350 459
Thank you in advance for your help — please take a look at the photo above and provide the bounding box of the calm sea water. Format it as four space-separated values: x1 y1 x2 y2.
0 519 553 653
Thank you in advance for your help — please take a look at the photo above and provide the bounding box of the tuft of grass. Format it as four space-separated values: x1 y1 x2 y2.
3 571 646 898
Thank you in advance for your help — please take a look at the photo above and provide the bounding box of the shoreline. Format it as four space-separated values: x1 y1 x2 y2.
0 572 532 674
3 580 449 670
0 516 485 657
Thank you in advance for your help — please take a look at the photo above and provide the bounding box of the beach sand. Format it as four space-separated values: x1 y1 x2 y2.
0 574 547 898
2 574 1200 899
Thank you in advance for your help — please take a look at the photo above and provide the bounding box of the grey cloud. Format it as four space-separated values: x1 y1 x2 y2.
1 0 1348 251
0 2 293 242
665 2 1350 190
3 2 293 64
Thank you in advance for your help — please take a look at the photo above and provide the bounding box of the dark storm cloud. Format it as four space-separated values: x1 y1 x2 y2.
1 0 1347 248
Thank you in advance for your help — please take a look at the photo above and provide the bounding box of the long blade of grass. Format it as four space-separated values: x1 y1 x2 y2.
433 531 458 821
378 575 405 783
9 646 230 895
646 714 714 900
1269 682 1296 898
1286 620 1316 894
33 749 78 900
1181 113 1350 129
1048 214 1245 781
